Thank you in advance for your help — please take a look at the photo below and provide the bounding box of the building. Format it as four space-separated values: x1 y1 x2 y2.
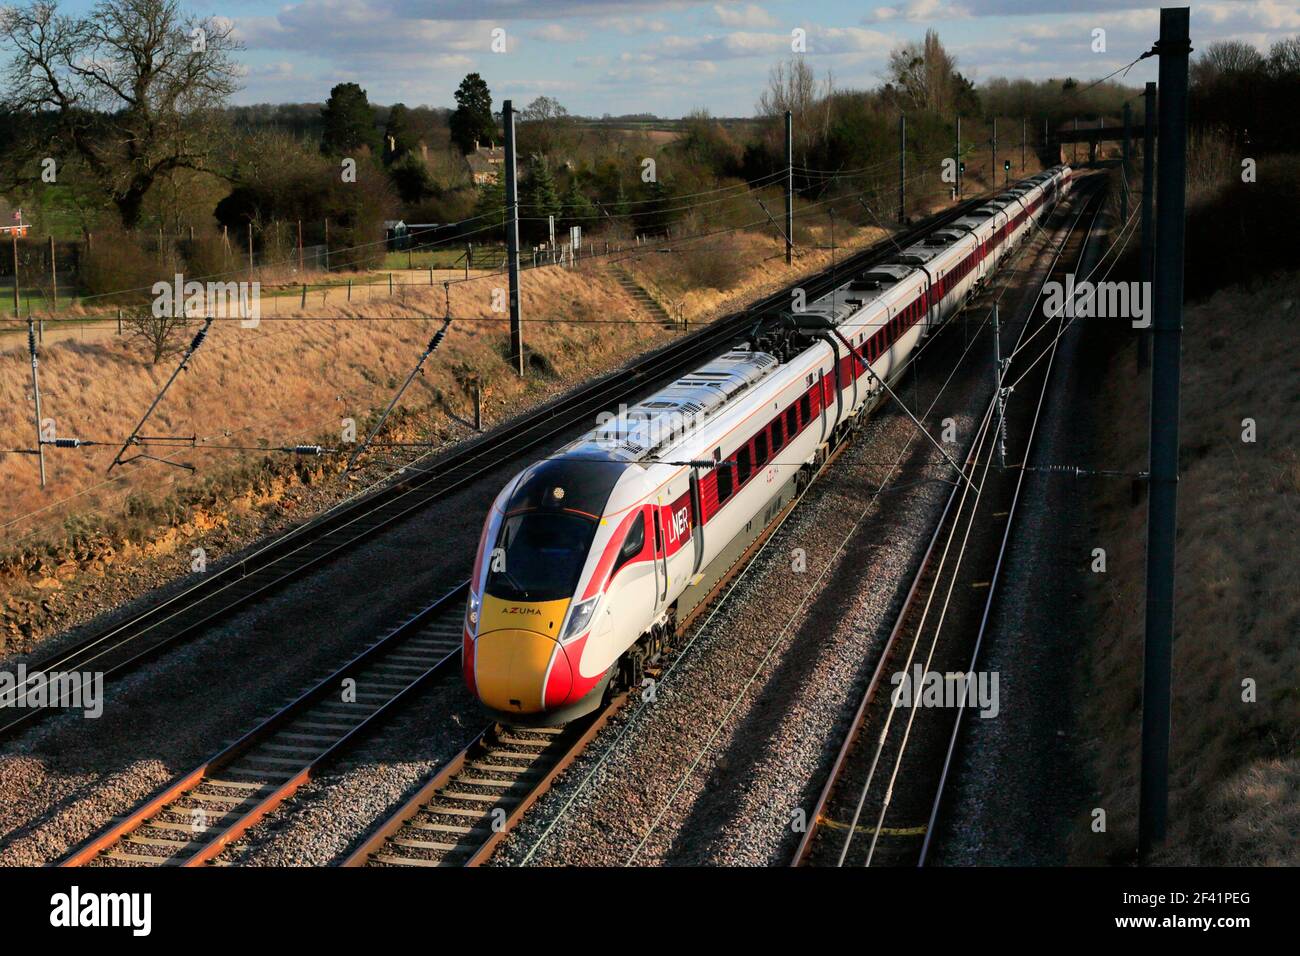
465 141 506 185
0 202 29 238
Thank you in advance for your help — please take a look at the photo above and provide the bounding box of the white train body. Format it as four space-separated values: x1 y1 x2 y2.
463 166 1073 722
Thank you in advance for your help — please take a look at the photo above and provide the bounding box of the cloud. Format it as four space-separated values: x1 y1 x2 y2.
597 15 671 34
714 3 779 28
869 0 970 22
651 25 894 62
530 23 589 42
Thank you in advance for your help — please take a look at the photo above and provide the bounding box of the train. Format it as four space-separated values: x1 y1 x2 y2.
462 165 1074 724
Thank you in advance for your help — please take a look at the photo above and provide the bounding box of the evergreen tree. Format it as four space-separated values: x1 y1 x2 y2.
449 73 497 154
473 176 506 240
389 152 435 204
383 103 419 164
611 179 631 218
520 154 560 243
320 83 380 156
561 175 597 231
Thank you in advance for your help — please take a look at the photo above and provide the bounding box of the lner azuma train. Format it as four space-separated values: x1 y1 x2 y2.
464 166 1073 724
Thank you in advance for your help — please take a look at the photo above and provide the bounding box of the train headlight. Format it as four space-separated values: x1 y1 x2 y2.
561 597 600 642
467 591 481 630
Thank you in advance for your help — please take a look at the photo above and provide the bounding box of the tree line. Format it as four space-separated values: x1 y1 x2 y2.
1 1 1295 299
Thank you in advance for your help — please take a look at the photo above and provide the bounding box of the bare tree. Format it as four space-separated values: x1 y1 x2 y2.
518 95 573 158
0 0 242 228
1191 39 1266 86
1267 36 1300 77
124 309 187 365
887 29 960 115
758 57 833 163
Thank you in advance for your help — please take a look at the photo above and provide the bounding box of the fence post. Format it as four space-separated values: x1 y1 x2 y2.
49 236 58 312
347 278 352 301
301 283 307 308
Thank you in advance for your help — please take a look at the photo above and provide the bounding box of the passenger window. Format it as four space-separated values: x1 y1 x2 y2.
786 406 798 436
754 434 768 465
736 448 752 485
613 514 645 574
800 394 811 422
716 461 734 503
771 418 784 450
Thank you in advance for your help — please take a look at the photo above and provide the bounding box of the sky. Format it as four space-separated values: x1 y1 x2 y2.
60 0 1300 114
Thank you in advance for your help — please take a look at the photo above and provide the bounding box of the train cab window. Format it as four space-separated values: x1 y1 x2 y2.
754 433 768 466
653 513 663 553
771 417 784 451
736 448 752 485
786 405 798 437
716 460 734 503
486 512 598 602
613 514 646 574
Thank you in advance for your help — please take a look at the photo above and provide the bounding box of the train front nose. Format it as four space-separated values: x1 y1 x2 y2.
473 598 572 714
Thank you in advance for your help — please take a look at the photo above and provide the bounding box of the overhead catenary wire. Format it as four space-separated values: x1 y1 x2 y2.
518 177 1071 867
835 186 1101 866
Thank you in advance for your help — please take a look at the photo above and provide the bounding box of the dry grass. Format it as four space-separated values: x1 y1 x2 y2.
0 213 924 649
0 264 654 557
626 220 889 327
1078 273 1300 865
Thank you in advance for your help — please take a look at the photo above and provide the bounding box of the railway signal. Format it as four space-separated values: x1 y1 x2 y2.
503 98 523 376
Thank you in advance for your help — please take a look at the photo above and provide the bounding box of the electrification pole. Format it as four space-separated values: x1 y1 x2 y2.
1139 81 1157 371
990 116 996 188
898 113 906 224
503 99 524 376
1140 5 1190 863
10 232 18 317
1122 102 1132 223
785 110 794 265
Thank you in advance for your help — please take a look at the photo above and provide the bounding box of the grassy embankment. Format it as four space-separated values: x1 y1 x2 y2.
1076 153 1299 865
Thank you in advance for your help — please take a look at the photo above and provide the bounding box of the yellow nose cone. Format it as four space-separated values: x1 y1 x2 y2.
474 629 559 713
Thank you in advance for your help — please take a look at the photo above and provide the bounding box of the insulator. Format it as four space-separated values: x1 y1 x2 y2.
189 327 209 352
28 325 37 356
51 438 83 448
289 445 324 455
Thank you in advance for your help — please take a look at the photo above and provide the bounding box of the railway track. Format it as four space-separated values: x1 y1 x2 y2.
59 585 467 867
49 196 1009 867
2 198 993 743
791 179 1108 867
343 363 871 869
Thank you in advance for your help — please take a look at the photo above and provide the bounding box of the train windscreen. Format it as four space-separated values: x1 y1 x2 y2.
485 512 598 603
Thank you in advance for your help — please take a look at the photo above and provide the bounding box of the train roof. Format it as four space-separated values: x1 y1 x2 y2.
567 347 779 463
